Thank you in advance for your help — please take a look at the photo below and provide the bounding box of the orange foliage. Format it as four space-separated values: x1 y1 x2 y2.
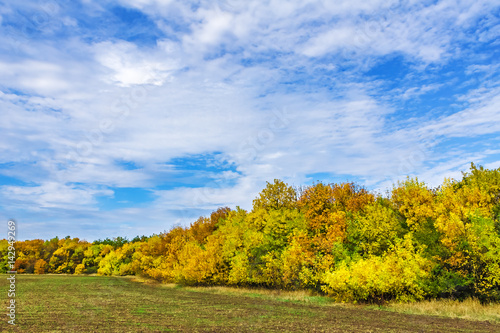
331 182 374 213
189 207 231 244
34 259 47 274
298 182 373 248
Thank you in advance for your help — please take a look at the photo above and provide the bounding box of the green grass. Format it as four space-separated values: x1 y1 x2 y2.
1 275 499 332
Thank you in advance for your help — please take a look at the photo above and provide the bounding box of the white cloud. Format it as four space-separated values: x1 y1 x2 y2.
1 182 112 210
418 87 500 138
399 84 444 100
0 60 69 94
0 0 499 239
94 41 177 86
190 9 234 45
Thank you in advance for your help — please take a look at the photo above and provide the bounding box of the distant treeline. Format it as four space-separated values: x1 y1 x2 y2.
2 163 499 303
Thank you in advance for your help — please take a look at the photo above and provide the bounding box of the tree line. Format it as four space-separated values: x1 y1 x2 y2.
1 163 499 303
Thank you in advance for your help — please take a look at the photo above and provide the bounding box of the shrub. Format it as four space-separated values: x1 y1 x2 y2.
321 235 431 303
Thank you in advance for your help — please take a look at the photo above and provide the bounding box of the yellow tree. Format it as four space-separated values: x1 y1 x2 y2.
391 177 435 232
252 179 297 211
350 200 404 256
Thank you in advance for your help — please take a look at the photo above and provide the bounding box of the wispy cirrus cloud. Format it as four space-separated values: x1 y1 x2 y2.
0 0 499 240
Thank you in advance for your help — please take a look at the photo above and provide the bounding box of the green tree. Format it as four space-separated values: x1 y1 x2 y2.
253 179 297 211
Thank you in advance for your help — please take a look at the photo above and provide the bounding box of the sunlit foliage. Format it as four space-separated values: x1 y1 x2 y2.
322 235 431 303
2 164 500 303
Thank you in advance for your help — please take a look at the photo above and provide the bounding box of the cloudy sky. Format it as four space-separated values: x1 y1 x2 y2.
1 0 499 241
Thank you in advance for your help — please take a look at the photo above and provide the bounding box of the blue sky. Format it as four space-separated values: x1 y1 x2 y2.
1 0 499 241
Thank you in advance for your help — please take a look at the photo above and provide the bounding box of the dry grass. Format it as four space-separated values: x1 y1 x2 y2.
385 298 500 323
177 285 331 304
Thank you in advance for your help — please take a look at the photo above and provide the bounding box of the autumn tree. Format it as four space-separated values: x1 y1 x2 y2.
34 259 47 274
348 199 404 257
189 207 231 244
392 177 435 232
252 179 297 211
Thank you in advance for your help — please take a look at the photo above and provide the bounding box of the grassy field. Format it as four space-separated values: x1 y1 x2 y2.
1 275 500 332
173 284 500 323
